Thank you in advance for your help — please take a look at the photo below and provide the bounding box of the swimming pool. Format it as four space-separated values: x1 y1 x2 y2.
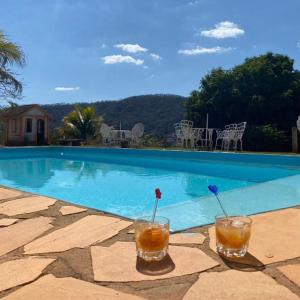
0 147 300 231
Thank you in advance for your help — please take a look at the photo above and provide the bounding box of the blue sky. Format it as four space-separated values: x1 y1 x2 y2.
1 0 300 104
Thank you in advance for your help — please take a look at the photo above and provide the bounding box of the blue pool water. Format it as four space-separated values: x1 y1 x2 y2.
0 147 300 231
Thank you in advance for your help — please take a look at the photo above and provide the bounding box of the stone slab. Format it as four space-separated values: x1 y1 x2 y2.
169 232 205 245
278 264 300 287
209 208 300 265
59 205 88 215
91 242 219 282
0 218 18 227
183 270 299 300
24 215 131 254
0 188 22 200
0 217 53 256
1 274 143 300
0 196 56 216
0 257 55 292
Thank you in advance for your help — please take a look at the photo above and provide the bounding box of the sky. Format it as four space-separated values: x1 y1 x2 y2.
1 0 300 104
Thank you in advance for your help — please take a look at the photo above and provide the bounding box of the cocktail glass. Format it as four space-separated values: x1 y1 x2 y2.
215 215 252 258
135 216 169 262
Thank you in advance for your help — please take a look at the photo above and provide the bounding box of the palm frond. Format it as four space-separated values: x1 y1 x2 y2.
0 30 25 67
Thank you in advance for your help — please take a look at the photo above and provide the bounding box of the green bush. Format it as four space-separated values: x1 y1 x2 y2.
49 128 61 145
243 125 289 152
141 134 159 147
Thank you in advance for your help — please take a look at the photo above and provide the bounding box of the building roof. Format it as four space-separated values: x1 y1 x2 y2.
0 104 52 120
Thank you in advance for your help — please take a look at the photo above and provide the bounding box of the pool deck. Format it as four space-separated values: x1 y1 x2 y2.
0 186 299 299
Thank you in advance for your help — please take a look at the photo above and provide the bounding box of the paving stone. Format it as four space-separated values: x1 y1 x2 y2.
0 196 56 216
209 208 300 265
278 264 300 287
24 215 131 254
0 257 55 292
0 218 18 227
91 242 219 282
0 188 22 200
59 205 88 215
0 217 53 256
169 232 206 245
1 274 143 300
183 270 299 300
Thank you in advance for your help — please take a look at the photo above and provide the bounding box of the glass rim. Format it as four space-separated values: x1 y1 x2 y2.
215 214 252 224
134 215 170 224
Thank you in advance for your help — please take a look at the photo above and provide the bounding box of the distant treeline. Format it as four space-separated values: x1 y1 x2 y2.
43 94 186 138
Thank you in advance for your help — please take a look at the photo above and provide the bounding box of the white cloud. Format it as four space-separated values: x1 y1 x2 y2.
297 41 300 49
100 43 107 49
54 86 80 91
150 53 162 60
102 55 144 65
178 46 233 55
114 43 148 53
201 21 245 39
188 0 199 5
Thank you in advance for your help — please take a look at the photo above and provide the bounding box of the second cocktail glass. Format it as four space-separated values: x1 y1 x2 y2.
215 215 252 257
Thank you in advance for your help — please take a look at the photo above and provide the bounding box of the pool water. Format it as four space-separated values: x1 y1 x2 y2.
0 147 300 231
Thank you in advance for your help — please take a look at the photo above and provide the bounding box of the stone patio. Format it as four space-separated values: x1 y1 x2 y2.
0 186 299 299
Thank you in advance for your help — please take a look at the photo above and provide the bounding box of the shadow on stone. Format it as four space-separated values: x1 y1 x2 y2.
220 252 265 272
136 254 176 276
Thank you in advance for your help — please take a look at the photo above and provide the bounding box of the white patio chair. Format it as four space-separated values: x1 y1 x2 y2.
131 123 144 145
100 123 112 145
215 129 224 150
174 123 184 147
180 123 194 148
233 122 247 151
192 128 205 149
222 129 236 151
297 116 300 133
221 122 247 151
110 129 120 145
221 123 238 151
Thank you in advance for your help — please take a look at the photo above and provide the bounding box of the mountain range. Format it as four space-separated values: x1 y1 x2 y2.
43 94 186 138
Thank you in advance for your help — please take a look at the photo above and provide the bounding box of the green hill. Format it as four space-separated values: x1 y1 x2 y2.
43 94 186 138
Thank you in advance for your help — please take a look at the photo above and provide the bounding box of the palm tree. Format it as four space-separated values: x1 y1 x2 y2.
0 30 25 99
61 105 103 142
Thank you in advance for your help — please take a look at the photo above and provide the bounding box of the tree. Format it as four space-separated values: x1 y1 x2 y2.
60 105 103 142
0 30 25 100
185 53 300 151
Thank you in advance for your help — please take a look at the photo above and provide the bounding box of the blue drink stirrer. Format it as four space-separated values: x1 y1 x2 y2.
208 185 228 218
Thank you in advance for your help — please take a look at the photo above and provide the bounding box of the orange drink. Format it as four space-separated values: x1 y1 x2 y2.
135 216 169 261
215 215 252 257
